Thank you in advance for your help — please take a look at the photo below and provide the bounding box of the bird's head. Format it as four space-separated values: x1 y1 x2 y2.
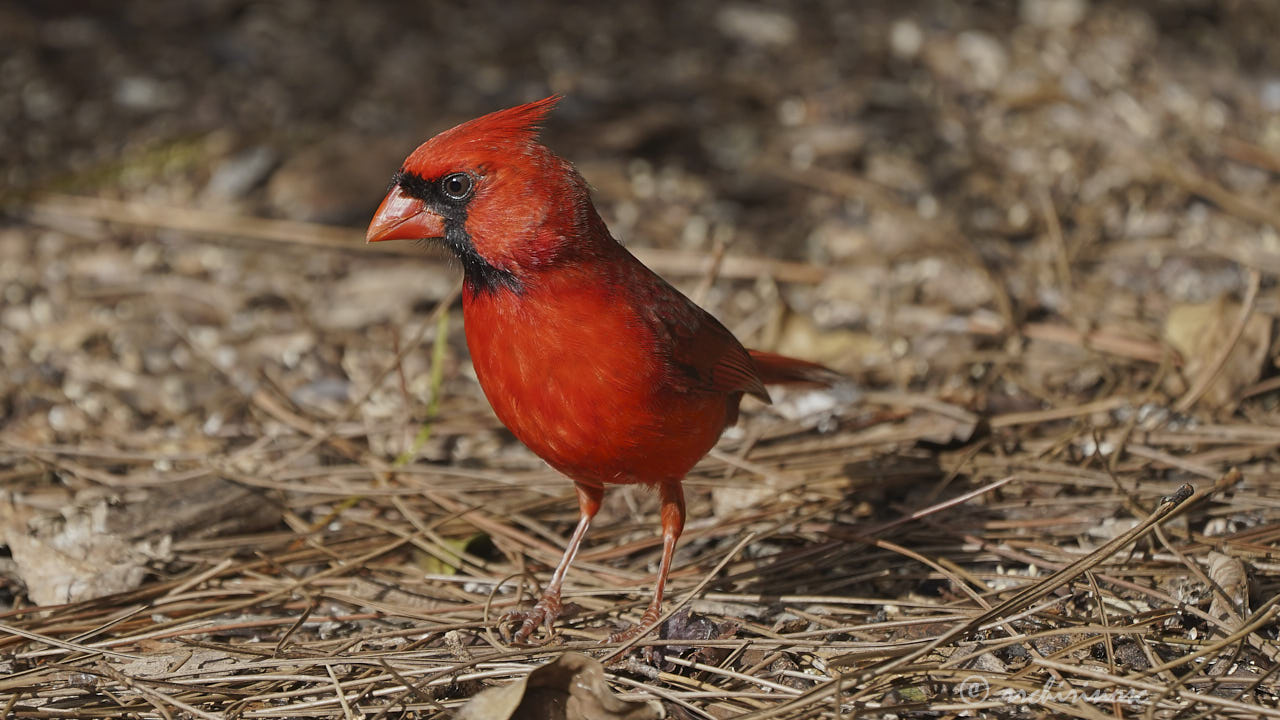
367 96 609 293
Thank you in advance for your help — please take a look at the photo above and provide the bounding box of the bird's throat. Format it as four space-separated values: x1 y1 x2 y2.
443 221 522 295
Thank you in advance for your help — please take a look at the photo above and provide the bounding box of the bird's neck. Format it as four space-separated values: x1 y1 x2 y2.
460 256 521 297
462 217 628 300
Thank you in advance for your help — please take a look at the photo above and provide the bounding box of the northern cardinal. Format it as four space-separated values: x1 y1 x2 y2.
367 97 840 644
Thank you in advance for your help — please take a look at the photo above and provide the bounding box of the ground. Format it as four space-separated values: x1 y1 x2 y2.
2 0 1279 718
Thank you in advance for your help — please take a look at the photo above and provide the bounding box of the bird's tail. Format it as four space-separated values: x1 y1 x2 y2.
748 350 846 388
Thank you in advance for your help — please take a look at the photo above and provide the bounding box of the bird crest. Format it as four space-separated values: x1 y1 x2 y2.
426 95 560 153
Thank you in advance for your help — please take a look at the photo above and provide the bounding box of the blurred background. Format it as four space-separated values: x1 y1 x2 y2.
4 0 1278 444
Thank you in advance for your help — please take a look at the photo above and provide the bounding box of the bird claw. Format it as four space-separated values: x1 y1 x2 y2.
606 622 644 644
605 607 663 645
499 595 564 646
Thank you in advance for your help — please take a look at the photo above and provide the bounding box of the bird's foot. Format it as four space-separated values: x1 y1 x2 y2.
605 605 663 644
499 594 564 646
605 622 645 645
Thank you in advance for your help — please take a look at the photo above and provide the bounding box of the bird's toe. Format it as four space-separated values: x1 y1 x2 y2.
499 595 564 646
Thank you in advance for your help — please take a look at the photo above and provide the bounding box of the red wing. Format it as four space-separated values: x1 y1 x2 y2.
633 268 770 402
673 312 771 401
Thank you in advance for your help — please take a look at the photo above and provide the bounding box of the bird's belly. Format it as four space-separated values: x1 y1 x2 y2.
464 296 729 487
495 378 726 487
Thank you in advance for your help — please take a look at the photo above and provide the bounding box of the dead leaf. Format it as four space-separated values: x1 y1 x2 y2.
1164 298 1271 410
114 641 238 678
1206 551 1249 630
455 652 663 720
416 534 484 576
0 478 277 605
711 476 783 520
775 313 888 369
647 607 740 669
0 501 154 605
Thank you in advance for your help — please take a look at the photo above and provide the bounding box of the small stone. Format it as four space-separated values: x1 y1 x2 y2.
716 5 798 47
48 405 87 433
1261 79 1280 113
1019 0 1088 28
890 19 923 59
114 76 177 111
204 146 278 201
955 31 1008 90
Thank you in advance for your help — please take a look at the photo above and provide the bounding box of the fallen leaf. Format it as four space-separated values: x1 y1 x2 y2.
711 465 793 519
416 534 486 576
1164 298 1271 410
455 652 663 720
0 501 153 606
1206 551 1249 630
775 313 888 369
646 607 740 668
0 478 278 605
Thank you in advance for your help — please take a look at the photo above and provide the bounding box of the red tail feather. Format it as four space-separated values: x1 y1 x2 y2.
748 350 844 388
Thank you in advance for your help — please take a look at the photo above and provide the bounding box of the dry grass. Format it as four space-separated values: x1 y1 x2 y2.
3 193 1278 717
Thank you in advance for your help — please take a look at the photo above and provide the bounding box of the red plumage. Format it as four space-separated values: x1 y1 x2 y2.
367 97 843 643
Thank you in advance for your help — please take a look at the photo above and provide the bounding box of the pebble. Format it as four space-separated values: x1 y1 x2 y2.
716 5 798 47
1020 0 1088 28
890 19 923 59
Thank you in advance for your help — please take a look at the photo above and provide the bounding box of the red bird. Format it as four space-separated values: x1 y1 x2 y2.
367 97 838 644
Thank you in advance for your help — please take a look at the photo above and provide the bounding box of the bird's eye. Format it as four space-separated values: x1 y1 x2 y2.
440 172 474 201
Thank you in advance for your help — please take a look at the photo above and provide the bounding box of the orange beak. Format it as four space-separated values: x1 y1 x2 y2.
366 185 446 243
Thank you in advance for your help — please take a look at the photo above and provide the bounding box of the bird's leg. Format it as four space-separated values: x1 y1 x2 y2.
503 482 601 645
608 480 685 644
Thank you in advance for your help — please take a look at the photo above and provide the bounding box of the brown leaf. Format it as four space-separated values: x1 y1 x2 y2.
1206 551 1249 630
0 501 152 605
455 652 664 720
775 313 888 369
0 478 277 605
1164 298 1271 410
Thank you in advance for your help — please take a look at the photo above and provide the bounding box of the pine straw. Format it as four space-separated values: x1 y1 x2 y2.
5 120 1280 720
3 406 1279 719
2 213 1279 717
